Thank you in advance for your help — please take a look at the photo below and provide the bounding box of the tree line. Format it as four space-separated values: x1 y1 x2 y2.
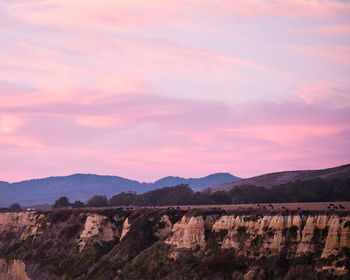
51 177 350 208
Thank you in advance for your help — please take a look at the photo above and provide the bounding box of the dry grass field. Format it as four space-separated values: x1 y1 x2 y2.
152 201 350 211
42 201 350 213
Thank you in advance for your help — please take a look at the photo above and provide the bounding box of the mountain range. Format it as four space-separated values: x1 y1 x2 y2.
209 163 350 192
0 173 240 207
1 163 349 207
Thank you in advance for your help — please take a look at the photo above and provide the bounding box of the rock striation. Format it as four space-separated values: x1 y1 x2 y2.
207 214 350 258
166 215 206 249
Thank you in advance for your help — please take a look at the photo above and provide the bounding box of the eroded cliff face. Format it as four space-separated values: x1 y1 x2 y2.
78 213 120 251
206 214 350 258
165 213 350 260
120 217 131 240
0 259 30 280
0 209 349 280
166 215 205 249
0 212 44 242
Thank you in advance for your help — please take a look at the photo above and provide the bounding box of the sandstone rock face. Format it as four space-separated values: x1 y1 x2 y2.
120 217 131 240
211 215 302 254
203 214 349 258
297 215 327 254
322 216 350 258
0 210 349 279
78 214 119 251
1 211 349 258
166 216 205 249
0 259 30 280
0 212 39 231
0 212 44 242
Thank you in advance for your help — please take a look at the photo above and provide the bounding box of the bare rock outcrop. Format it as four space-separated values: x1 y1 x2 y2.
0 212 44 244
210 214 350 258
166 216 205 249
78 214 119 251
0 210 349 279
0 212 41 233
120 217 131 240
0 259 30 280
322 216 350 258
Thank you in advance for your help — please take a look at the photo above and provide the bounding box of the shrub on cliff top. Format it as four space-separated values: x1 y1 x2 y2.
71 200 85 208
86 195 108 208
53 196 70 208
9 203 21 212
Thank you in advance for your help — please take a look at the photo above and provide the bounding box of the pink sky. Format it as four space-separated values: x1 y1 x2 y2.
0 0 349 182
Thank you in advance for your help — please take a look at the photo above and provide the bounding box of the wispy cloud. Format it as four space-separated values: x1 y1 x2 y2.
1 89 349 181
0 0 349 181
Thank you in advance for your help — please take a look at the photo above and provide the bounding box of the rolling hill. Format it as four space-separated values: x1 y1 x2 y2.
209 163 350 192
0 173 240 207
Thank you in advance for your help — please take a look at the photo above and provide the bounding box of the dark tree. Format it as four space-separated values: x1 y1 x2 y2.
110 185 220 206
209 191 232 204
71 200 85 208
110 192 138 206
53 196 70 208
86 195 108 207
138 184 197 206
96 178 350 207
9 203 21 212
228 185 269 204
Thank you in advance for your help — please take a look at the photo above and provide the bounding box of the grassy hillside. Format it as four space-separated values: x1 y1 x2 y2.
210 163 350 192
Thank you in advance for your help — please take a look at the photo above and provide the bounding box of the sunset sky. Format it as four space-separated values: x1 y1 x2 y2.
1 0 350 182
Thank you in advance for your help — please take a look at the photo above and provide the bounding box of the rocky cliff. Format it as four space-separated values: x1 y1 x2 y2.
0 208 349 279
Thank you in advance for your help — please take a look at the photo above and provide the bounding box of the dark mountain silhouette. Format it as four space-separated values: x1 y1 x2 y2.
209 163 350 192
0 173 240 206
153 173 239 191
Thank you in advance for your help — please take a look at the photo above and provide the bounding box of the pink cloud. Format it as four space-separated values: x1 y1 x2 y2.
294 83 350 107
284 45 350 66
0 114 23 134
0 0 349 182
1 0 349 106
4 0 350 28
0 89 349 181
298 25 350 36
220 125 349 144
295 83 335 105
